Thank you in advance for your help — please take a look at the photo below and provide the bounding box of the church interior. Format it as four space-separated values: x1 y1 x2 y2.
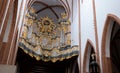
0 0 120 73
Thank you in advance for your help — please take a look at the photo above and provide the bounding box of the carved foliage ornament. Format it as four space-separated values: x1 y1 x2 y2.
19 8 79 62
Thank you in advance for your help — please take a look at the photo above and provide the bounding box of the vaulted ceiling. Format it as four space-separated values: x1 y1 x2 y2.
30 0 68 23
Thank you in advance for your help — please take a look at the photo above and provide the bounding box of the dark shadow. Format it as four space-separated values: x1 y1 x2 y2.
16 48 79 73
110 22 120 73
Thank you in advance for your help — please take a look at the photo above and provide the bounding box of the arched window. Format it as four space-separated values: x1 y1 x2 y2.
89 48 99 73
83 40 100 73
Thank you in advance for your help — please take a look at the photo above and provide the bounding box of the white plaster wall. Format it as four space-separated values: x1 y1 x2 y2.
80 0 96 72
71 0 79 46
95 0 120 72
71 11 79 46
79 0 120 72
73 0 78 21
16 0 28 38
17 0 27 31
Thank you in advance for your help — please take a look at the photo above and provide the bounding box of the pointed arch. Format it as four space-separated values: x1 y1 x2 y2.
27 0 69 19
101 14 120 73
83 39 96 73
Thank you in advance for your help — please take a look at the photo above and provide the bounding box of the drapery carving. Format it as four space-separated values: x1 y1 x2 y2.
19 8 79 62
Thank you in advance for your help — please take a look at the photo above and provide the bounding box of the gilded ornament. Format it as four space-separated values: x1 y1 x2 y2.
24 50 28 54
22 26 28 38
36 56 40 60
29 53 33 57
39 17 55 34
52 58 56 62
61 13 67 19
19 9 79 62
29 7 36 13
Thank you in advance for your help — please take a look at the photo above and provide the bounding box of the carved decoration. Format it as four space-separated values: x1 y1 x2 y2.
19 8 79 62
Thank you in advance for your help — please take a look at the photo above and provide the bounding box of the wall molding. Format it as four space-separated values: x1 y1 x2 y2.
101 14 120 73
92 0 100 67
78 0 81 73
83 39 95 73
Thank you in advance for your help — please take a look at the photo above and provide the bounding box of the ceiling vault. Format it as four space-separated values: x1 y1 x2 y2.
66 0 70 18
36 5 64 14
27 0 70 20
34 1 65 19
58 0 69 19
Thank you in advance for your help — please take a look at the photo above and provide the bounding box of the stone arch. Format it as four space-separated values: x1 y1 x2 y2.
83 39 96 73
101 14 120 73
27 0 69 19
